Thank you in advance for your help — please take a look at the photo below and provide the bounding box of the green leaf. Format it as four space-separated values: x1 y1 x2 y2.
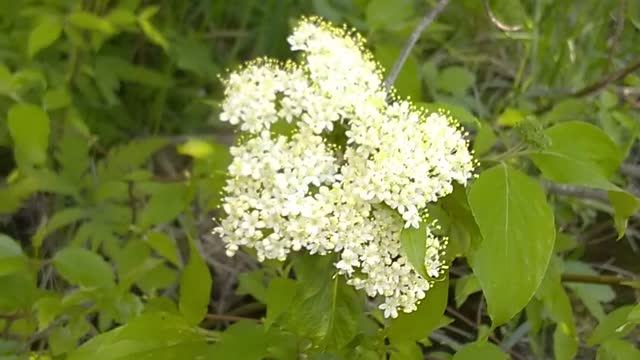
597 339 640 360
0 234 25 276
418 102 481 127
56 126 90 183
179 238 212 325
454 274 481 307
49 316 92 355
97 137 167 180
33 295 62 329
210 321 272 360
0 272 38 311
388 276 449 342
28 19 63 58
468 164 555 326
145 231 181 266
452 341 507 360
177 138 215 159
137 7 169 50
366 0 413 30
497 108 524 126
287 254 362 349
68 11 116 34
530 121 621 182
265 277 296 328
32 207 87 251
528 121 639 237
170 36 217 77
390 341 423 360
7 103 50 169
473 125 497 155
237 270 267 303
400 222 429 279
53 247 115 288
436 67 475 96
67 312 214 360
43 87 72 110
139 183 187 228
628 304 640 323
587 305 635 345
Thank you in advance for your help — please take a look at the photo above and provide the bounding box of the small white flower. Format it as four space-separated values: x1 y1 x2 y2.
214 17 474 318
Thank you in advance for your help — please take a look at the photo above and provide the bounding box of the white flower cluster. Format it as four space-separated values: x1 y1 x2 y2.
214 17 474 318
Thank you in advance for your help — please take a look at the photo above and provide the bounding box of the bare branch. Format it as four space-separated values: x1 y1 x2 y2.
383 0 450 91
542 181 609 203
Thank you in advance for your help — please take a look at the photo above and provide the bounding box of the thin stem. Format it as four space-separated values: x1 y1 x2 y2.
383 0 450 91
561 273 637 287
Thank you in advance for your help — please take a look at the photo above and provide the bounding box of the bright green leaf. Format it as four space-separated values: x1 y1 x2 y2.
452 341 507 360
587 305 635 345
468 164 555 326
400 222 429 279
28 20 63 58
43 87 71 110
0 234 25 276
497 108 524 126
179 238 212 325
454 274 481 307
146 231 181 266
177 138 215 159
473 125 497 155
53 247 115 288
68 11 116 34
597 339 640 360
7 103 50 169
564 261 615 320
67 312 213 360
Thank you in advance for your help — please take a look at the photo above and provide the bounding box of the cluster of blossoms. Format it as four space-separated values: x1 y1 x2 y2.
214 17 474 318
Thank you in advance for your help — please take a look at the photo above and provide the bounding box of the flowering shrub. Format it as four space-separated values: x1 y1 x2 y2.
215 18 474 318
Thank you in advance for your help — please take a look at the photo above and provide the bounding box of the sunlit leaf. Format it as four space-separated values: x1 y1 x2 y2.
468 163 555 326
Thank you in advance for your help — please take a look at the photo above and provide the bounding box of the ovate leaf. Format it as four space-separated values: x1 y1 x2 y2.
146 231 181 266
7 103 50 168
400 222 429 279
468 164 555 326
53 247 115 288
596 339 640 360
179 238 212 325
28 19 63 58
452 341 507 360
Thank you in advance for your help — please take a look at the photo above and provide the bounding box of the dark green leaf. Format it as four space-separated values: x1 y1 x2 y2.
366 0 413 30
468 164 555 326
179 238 212 325
97 137 167 180
139 183 187 228
376 45 421 99
388 277 449 342
210 321 272 360
265 277 296 328
53 247 115 288
237 270 267 303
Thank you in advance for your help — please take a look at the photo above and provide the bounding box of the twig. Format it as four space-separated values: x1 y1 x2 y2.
203 313 262 323
482 0 523 32
542 181 609 203
537 57 640 113
383 0 450 91
561 273 637 286
620 163 640 178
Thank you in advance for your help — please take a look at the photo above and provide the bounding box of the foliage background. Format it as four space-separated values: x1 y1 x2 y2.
0 0 639 359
